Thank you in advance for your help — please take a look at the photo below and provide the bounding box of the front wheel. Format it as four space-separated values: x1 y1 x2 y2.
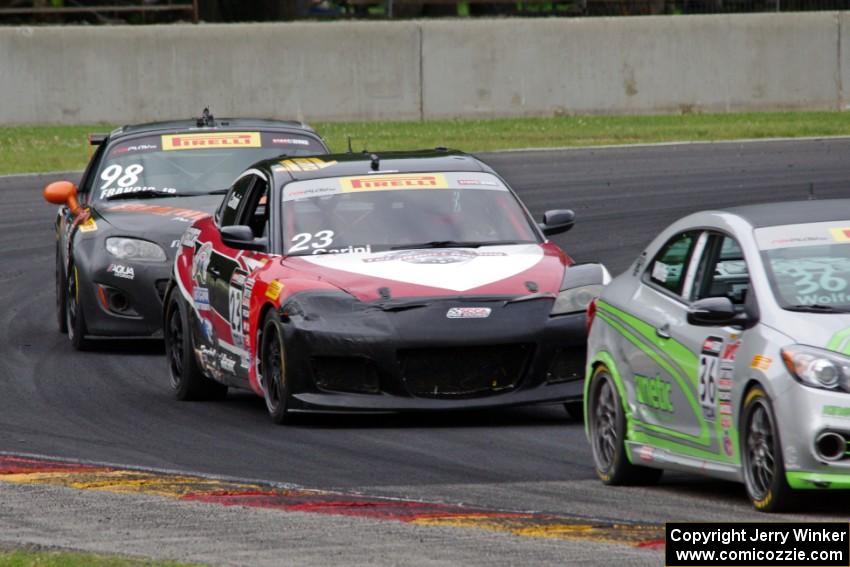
588 365 662 485
742 387 794 512
164 289 227 401
65 262 90 350
259 310 294 424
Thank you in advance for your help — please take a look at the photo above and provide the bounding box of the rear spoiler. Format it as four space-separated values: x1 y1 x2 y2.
88 133 108 146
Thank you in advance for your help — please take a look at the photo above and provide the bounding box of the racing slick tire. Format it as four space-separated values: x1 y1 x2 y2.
259 310 294 425
56 246 67 334
741 386 795 513
588 365 662 486
164 289 228 401
65 261 91 350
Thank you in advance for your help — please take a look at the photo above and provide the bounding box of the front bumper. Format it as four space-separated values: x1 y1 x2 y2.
280 293 587 411
774 381 850 488
77 259 171 338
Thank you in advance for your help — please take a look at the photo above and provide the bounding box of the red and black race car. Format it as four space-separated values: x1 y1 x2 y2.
165 150 609 422
43 110 329 349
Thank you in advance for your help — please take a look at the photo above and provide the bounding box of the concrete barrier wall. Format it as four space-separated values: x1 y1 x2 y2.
0 13 846 124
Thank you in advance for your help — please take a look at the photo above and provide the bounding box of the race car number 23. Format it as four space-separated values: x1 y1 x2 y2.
289 230 334 253
228 287 243 340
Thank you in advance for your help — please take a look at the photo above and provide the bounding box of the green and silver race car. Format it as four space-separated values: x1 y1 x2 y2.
584 199 850 511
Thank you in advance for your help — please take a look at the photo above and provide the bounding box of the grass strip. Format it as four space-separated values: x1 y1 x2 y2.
2 111 849 175
0 548 197 567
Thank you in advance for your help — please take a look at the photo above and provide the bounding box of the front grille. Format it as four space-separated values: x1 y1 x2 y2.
399 344 531 398
312 357 380 394
154 279 169 302
546 347 585 384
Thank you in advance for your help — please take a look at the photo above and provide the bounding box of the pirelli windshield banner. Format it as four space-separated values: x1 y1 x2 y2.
665 522 849 567
282 171 509 201
107 132 324 157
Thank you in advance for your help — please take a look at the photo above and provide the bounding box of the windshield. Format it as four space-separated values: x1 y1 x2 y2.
755 221 850 310
280 172 539 256
93 131 325 202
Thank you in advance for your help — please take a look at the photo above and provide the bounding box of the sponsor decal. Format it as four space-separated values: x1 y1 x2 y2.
446 307 492 319
279 157 337 172
200 318 215 342
823 405 850 418
723 431 734 457
219 353 237 374
107 263 134 280
634 374 673 413
284 185 339 201
77 218 98 233
105 203 208 222
719 401 733 416
830 227 850 242
750 355 772 371
265 280 284 301
109 143 158 156
720 416 733 429
651 261 668 283
272 137 310 146
193 287 210 310
363 249 505 266
243 278 255 306
717 377 733 392
313 245 372 255
192 242 213 286
170 239 181 248
721 340 740 363
340 174 447 192
240 354 250 369
100 186 176 199
230 272 246 287
456 178 500 187
161 132 260 151
227 193 242 209
637 445 655 462
701 337 723 355
718 390 732 401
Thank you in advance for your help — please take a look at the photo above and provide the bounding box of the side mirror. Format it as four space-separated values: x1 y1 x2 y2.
539 209 575 237
221 225 267 252
43 180 82 216
687 297 747 327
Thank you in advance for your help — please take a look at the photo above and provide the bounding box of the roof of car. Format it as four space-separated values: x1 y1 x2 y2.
110 118 317 139
723 199 850 228
266 149 493 180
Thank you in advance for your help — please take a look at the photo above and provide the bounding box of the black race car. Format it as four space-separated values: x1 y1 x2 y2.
43 110 330 349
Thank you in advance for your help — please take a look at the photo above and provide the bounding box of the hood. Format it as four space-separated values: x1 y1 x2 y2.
283 243 568 302
91 196 222 251
775 312 850 356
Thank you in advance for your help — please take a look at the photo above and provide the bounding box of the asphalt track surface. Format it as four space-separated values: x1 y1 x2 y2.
2 139 850 534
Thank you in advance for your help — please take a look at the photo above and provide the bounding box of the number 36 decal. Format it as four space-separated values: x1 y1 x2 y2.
289 230 334 253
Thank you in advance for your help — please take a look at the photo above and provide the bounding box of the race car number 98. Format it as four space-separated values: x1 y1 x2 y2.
100 164 144 189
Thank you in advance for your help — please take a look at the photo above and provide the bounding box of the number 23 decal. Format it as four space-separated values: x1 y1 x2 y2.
289 230 334 253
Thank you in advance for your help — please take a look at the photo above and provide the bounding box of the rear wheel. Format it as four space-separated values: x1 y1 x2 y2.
588 365 662 485
65 262 90 350
742 387 794 512
164 289 227 401
259 310 293 424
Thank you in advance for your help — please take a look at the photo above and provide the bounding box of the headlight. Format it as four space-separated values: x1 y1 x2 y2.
550 284 603 315
106 237 167 262
781 345 850 393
